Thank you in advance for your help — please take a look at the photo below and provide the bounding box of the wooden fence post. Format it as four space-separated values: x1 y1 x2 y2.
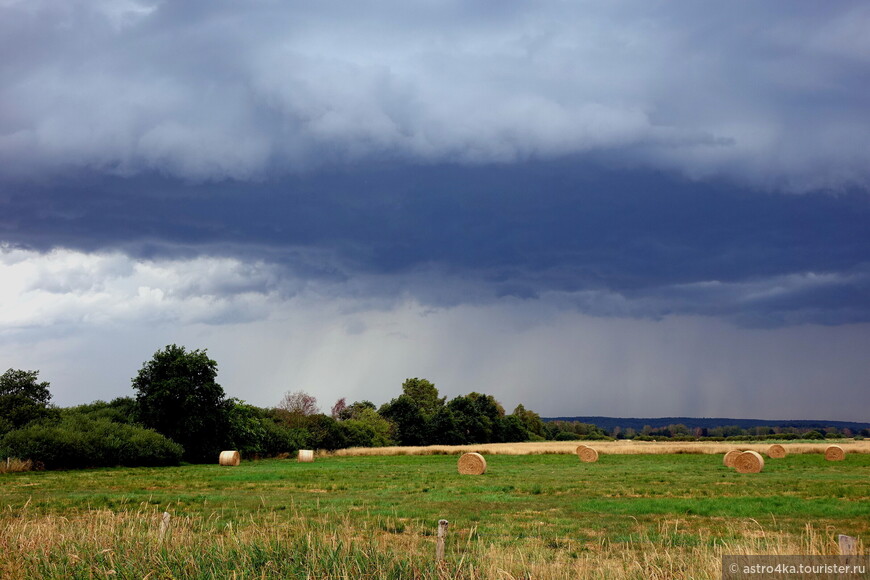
436 519 449 562
839 534 858 565
159 512 171 543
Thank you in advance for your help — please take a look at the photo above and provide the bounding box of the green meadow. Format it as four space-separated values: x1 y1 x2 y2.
2 453 868 579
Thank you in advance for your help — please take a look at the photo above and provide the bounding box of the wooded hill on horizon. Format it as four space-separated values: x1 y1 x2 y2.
544 416 870 433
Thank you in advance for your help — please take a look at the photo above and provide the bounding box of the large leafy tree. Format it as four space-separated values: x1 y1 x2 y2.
379 395 428 446
132 345 231 462
511 404 545 438
447 392 505 444
340 407 396 447
401 378 444 418
0 368 54 434
338 400 376 421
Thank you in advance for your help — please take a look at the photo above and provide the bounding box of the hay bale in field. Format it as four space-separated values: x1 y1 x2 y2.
723 450 743 467
218 450 240 466
767 444 787 459
825 445 845 461
576 445 599 463
733 450 765 473
298 449 314 463
457 452 487 475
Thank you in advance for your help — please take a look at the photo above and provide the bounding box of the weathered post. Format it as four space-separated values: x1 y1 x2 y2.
436 519 449 562
839 534 858 565
159 512 171 543
839 534 857 555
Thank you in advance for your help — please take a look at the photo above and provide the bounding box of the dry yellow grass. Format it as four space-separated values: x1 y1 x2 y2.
331 439 870 457
0 458 32 474
0 507 862 580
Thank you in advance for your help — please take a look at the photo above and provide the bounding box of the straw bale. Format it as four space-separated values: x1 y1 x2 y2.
733 450 765 473
298 449 315 463
767 444 787 459
218 450 240 466
723 450 743 467
825 445 845 461
576 445 599 463
457 452 487 475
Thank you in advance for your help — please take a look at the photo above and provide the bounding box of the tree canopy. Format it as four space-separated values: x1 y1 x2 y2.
0 368 54 434
401 377 444 418
278 390 320 416
132 344 231 462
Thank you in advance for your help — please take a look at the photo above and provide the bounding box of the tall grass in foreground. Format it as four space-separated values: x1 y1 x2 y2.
330 439 870 457
0 505 863 580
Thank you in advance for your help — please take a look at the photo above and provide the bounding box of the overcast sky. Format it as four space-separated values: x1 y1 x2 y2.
2 1 869 421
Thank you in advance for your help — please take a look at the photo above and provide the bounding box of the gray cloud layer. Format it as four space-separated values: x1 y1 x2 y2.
3 1 870 190
4 162 870 328
3 2 870 418
2 1 870 329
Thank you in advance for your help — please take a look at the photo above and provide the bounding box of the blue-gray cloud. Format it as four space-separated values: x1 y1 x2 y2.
2 1 870 190
5 0 870 420
3 162 870 326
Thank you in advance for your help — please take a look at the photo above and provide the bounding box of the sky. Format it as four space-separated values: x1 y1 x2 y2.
2 1 870 421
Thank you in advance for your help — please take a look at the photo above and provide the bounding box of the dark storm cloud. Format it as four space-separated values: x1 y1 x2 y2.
5 0 870 420
2 1 870 190
4 162 870 326
2 0 870 327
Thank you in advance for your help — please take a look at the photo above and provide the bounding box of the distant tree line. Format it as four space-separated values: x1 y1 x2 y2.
0 346 550 469
546 421 869 441
1 346 865 470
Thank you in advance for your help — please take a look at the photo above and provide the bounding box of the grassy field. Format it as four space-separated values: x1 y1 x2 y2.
1 443 868 579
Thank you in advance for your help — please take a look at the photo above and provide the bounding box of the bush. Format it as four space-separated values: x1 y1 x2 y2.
227 402 269 457
305 414 347 451
260 419 308 456
775 433 800 440
0 416 183 470
579 433 615 441
553 431 581 441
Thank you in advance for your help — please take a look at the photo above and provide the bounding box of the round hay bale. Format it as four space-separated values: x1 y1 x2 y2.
824 445 845 461
298 449 314 463
576 445 599 463
723 450 743 467
218 450 240 466
733 450 765 473
457 452 487 475
767 444 787 459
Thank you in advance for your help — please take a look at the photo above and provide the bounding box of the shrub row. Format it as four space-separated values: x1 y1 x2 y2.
0 413 183 469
